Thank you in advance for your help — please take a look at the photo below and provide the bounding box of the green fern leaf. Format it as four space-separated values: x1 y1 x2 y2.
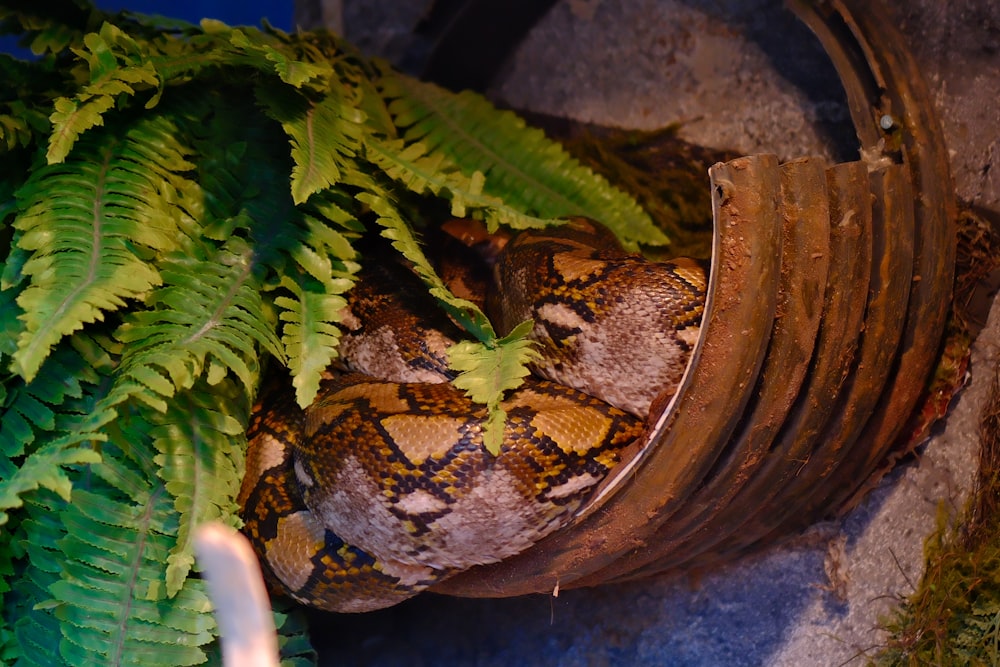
356 188 496 342
272 211 360 406
223 24 334 91
11 494 68 667
302 188 367 238
0 388 55 470
447 320 540 405
11 435 218 666
12 113 194 382
52 485 216 666
112 241 282 408
0 435 104 525
0 548 20 664
363 133 554 231
0 98 50 154
377 69 667 249
148 381 248 596
48 23 162 163
1 341 104 479
0 283 20 357
46 93 114 164
272 601 318 666
356 189 543 453
275 273 350 408
256 84 365 205
447 320 540 455
0 327 121 525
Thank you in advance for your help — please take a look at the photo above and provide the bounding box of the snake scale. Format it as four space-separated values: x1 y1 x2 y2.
238 217 706 612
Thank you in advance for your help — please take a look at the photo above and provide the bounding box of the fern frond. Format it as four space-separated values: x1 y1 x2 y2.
48 22 162 163
10 494 67 667
10 419 218 665
357 188 544 451
0 543 19 664
0 341 101 480
363 133 554 231
11 428 223 666
0 431 105 525
357 187 496 342
256 84 366 206
0 2 98 58
275 271 350 408
52 484 216 666
272 601 317 667
0 329 120 525
377 69 667 249
448 320 541 404
0 385 54 475
148 380 248 596
221 23 335 91
111 240 282 410
0 280 19 358
0 90 52 155
272 211 360 406
11 112 195 382
447 320 540 455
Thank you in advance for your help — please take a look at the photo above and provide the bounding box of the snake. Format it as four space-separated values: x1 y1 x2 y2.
238 217 707 612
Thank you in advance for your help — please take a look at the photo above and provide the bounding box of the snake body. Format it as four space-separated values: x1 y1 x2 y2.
239 217 706 612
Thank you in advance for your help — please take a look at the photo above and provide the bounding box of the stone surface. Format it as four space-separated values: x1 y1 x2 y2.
320 1 1000 664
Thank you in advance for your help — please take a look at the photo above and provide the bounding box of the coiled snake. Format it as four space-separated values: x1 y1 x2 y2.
238 217 706 612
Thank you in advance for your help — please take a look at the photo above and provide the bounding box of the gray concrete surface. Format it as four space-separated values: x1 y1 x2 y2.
319 1 1000 664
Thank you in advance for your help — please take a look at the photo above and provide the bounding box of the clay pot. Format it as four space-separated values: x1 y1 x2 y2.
431 0 957 597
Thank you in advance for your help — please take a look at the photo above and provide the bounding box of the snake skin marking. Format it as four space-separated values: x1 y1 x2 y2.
489 217 706 417
239 217 705 611
294 374 642 569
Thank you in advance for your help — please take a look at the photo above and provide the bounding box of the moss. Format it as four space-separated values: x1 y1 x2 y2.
875 209 1000 665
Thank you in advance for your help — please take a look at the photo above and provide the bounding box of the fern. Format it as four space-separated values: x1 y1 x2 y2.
0 339 104 475
9 494 67 667
358 186 497 341
111 240 282 409
52 487 216 666
0 435 104 524
10 112 194 382
356 185 545 453
377 68 668 249
0 333 117 524
256 84 365 206
10 424 221 666
149 381 248 596
448 321 541 455
275 267 352 408
363 133 554 231
0 101 41 152
48 22 162 163
217 22 335 93
0 3 669 663
271 198 363 406
272 601 318 666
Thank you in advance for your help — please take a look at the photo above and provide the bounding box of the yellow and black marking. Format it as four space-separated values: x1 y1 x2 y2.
279 372 643 572
489 216 706 416
338 258 460 383
239 217 706 612
239 384 436 612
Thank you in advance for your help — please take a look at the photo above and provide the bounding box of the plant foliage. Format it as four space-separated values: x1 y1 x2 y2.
0 1 660 663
